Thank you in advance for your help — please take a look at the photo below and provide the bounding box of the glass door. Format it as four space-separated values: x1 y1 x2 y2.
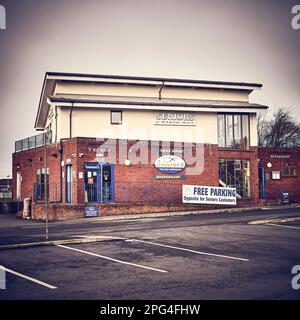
84 169 99 203
84 163 114 203
102 165 114 202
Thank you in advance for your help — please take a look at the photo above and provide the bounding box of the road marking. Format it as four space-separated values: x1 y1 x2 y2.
2 266 57 289
126 239 249 262
267 223 300 230
56 244 168 273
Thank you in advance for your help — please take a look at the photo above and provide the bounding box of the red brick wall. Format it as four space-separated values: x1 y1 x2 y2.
31 199 254 221
258 147 300 203
71 138 221 204
12 144 61 201
12 137 260 212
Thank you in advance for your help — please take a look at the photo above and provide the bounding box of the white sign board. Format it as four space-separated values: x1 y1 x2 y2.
182 185 236 205
154 112 195 126
154 155 185 174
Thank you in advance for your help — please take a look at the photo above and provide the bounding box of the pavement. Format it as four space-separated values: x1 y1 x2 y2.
0 205 300 299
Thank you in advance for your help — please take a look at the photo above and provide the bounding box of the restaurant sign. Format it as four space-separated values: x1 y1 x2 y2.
154 155 185 174
270 154 290 159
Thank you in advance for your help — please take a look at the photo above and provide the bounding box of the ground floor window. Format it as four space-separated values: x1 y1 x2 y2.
282 166 297 177
35 168 49 201
219 159 251 198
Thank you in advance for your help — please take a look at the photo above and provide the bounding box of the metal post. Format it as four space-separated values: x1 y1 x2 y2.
44 132 49 240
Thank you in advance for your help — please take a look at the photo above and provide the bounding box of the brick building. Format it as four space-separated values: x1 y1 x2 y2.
12 72 267 219
258 147 300 204
0 178 12 200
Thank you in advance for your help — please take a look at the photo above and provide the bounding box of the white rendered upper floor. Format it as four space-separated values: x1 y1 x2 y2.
34 72 267 147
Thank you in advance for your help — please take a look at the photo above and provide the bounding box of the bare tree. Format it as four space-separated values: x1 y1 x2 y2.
258 108 300 147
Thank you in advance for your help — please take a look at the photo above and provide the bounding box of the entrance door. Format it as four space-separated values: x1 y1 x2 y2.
258 167 266 199
84 163 114 203
84 169 99 203
101 164 114 202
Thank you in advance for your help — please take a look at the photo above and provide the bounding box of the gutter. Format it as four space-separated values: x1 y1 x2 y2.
55 106 58 143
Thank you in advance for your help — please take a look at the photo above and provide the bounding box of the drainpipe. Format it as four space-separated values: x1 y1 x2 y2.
55 106 58 143
59 139 63 203
159 81 165 100
69 103 74 138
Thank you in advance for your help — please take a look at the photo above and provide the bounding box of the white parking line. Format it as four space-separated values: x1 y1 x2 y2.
126 239 249 262
56 244 168 273
2 266 57 289
267 223 300 230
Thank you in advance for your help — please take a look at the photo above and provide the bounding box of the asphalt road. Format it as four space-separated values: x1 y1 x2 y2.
0 207 300 300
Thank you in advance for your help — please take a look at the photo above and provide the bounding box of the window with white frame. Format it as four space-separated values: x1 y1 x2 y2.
111 111 122 125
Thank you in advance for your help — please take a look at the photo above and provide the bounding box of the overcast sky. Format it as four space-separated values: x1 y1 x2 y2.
0 0 299 178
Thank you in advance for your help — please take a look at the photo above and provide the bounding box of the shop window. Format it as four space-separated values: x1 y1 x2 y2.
111 111 122 125
217 114 250 149
282 166 297 177
272 171 281 180
218 159 250 198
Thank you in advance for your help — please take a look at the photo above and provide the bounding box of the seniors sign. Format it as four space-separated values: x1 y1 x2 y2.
182 185 236 205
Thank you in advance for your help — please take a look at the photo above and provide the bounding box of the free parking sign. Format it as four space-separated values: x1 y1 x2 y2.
183 185 236 205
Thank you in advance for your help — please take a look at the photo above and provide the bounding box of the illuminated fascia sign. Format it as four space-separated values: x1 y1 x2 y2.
182 185 236 205
154 155 185 174
154 112 195 126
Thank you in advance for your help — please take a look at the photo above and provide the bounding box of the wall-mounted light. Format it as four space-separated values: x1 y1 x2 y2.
38 157 43 161
78 153 84 158
125 159 131 166
267 162 272 168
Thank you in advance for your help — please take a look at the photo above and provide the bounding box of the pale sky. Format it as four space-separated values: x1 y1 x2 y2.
0 0 300 178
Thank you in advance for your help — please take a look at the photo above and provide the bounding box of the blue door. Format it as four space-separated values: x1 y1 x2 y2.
84 162 114 203
258 166 266 199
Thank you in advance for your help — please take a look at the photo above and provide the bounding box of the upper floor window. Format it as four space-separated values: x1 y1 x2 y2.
218 114 250 149
111 111 122 125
